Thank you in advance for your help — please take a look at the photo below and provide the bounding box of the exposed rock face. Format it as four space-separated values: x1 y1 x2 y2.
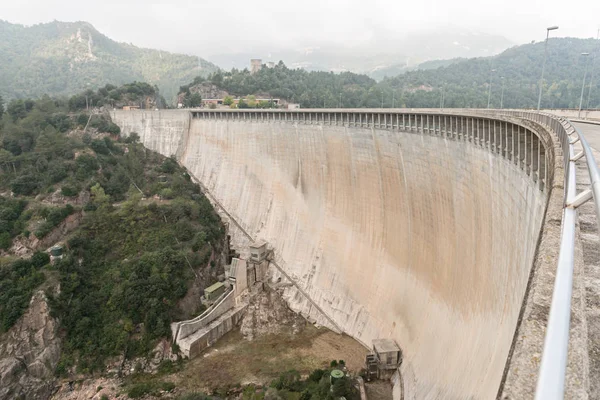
0 291 61 400
177 83 229 105
9 211 84 257
241 286 306 341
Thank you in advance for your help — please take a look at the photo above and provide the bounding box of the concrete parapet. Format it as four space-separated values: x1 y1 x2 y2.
172 289 235 343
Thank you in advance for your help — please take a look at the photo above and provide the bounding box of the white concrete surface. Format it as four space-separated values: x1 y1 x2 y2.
112 110 548 399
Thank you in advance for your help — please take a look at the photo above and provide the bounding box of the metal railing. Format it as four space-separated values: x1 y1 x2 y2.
192 109 550 192
492 111 600 399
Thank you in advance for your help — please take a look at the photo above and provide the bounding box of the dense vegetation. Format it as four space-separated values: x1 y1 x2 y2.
263 362 359 400
124 360 359 400
67 81 164 110
378 37 600 109
0 253 49 332
0 20 218 103
189 64 378 108
181 37 600 109
0 86 225 374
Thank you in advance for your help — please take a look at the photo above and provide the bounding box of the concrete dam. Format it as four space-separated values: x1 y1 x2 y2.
111 109 561 399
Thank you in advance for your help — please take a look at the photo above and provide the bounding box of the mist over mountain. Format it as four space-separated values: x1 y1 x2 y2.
0 20 219 102
207 27 514 78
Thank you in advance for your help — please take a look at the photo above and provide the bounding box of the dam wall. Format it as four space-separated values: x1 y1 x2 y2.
112 110 552 399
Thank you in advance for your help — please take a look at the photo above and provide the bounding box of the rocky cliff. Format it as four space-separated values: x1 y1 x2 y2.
0 291 61 400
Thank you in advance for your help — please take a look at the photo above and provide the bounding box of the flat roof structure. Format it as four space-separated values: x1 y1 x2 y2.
373 339 400 353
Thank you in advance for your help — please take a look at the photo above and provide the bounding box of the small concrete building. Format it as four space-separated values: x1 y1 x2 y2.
204 281 226 302
250 59 262 74
249 240 268 263
366 339 402 380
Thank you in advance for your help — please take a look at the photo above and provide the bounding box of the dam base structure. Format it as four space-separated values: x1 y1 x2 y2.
111 109 586 399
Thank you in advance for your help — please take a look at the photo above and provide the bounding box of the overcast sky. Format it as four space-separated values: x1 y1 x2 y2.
2 0 599 56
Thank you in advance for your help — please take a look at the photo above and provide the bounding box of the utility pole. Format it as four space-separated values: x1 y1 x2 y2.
579 53 591 118
537 26 559 110
500 77 506 109
440 86 445 109
487 69 496 109
586 28 600 111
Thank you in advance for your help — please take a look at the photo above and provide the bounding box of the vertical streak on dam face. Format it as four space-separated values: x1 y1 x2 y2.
113 111 547 399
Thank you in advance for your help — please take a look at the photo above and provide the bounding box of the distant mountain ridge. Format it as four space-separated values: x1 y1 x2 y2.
0 20 218 102
207 27 514 79
377 37 600 109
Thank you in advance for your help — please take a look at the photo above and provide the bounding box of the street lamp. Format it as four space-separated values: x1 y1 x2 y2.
500 76 506 109
381 91 384 108
537 25 559 110
487 69 496 109
586 28 600 111
578 52 591 118
440 86 445 109
339 93 342 108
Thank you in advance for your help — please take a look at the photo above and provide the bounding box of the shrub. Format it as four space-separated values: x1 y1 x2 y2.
160 188 174 199
11 174 40 196
35 204 75 238
91 139 109 155
75 154 99 180
159 157 178 174
127 383 152 398
308 369 325 382
61 184 79 197
31 252 50 268
0 232 12 249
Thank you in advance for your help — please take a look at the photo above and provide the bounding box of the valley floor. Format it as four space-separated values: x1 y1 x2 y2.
51 325 370 399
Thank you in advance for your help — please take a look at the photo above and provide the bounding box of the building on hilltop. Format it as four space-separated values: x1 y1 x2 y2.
250 59 262 74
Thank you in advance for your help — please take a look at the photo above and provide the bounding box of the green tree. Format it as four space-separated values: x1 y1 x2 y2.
223 95 234 106
184 93 202 108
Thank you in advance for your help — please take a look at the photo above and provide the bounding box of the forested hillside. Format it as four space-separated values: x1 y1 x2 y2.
181 37 600 109
378 37 600 109
0 84 225 377
0 20 218 103
182 64 379 108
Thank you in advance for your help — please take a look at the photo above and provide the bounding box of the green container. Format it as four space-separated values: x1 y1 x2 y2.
50 246 63 257
330 369 345 384
204 281 225 301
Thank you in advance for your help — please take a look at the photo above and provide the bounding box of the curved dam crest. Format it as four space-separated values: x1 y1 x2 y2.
112 110 548 399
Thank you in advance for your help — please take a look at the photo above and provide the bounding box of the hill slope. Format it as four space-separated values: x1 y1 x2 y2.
177 37 600 110
0 20 218 103
378 37 600 109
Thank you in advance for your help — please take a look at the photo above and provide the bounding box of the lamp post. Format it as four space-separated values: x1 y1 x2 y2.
537 25 559 110
339 93 342 108
586 28 600 111
579 52 591 118
500 76 506 109
487 69 496 109
440 86 445 109
381 91 384 108
392 91 396 108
